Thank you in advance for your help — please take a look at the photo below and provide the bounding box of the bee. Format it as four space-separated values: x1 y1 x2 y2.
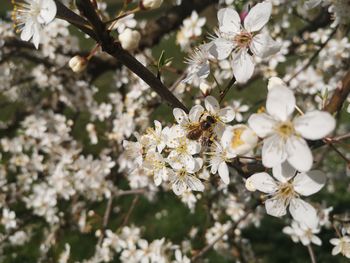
186 115 216 142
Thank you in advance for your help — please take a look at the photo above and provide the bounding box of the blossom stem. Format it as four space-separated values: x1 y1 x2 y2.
307 244 317 263
219 76 236 104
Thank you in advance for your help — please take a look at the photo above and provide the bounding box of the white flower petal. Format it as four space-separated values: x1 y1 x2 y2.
293 111 336 140
265 197 287 217
312 236 322 246
272 161 297 182
172 179 186 195
250 33 280 58
218 7 241 34
244 1 272 32
289 198 318 228
32 23 41 49
266 85 295 122
187 140 201 155
246 172 278 193
208 38 234 60
20 21 34 42
232 50 255 83
218 107 235 123
286 136 313 172
293 170 326 196
154 172 162 186
40 0 57 24
204 96 220 114
189 105 205 123
186 176 205 192
248 113 276 138
267 77 287 91
173 108 188 125
262 134 288 168
218 162 230 184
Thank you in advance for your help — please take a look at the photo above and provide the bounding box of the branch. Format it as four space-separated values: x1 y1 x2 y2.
53 0 98 40
324 70 350 114
191 206 256 262
63 0 189 112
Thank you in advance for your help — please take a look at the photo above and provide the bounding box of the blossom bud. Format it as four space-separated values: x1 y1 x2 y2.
118 29 141 51
68 55 88 73
140 0 163 10
245 178 256 192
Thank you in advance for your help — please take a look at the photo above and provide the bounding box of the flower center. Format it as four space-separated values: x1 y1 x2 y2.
275 182 298 206
231 128 245 149
177 141 188 154
277 121 295 139
234 31 253 48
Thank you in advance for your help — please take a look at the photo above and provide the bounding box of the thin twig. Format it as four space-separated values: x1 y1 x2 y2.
219 76 236 104
191 208 254 262
98 195 114 245
286 27 337 85
121 196 139 227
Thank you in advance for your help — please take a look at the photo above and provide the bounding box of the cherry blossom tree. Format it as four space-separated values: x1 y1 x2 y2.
0 0 350 262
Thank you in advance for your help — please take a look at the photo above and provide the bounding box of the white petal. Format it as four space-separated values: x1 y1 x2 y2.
289 198 318 228
32 23 41 49
293 170 326 196
286 136 313 172
218 107 235 123
265 197 287 217
244 1 272 32
266 85 295 122
187 140 201 155
217 7 241 34
248 113 276 138
232 50 255 83
154 120 162 132
250 33 280 58
208 38 234 60
172 179 186 195
189 105 204 123
204 96 220 114
40 0 57 24
173 108 188 125
186 176 205 192
218 162 230 184
246 172 277 193
20 21 34 42
293 111 336 140
267 77 287 91
312 236 322 246
272 161 297 182
331 245 341 256
154 172 162 186
262 134 287 168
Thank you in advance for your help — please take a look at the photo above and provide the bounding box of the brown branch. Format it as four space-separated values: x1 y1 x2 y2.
69 0 188 112
53 0 98 40
324 70 350 114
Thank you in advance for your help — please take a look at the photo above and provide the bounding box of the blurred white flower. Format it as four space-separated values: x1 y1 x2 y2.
330 236 350 258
